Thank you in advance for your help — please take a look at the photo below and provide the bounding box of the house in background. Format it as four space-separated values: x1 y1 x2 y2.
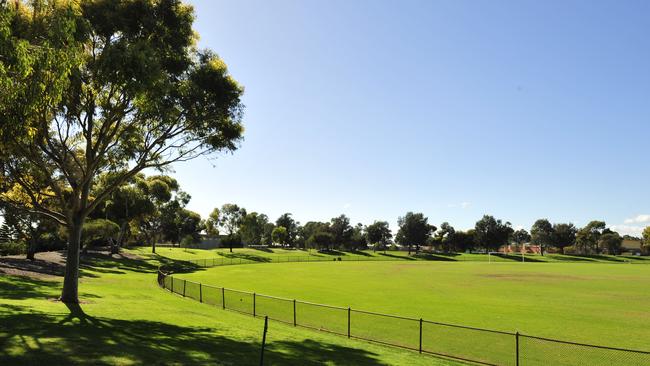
621 238 643 255
197 234 224 249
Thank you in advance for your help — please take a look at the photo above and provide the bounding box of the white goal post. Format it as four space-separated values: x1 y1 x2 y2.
488 251 525 263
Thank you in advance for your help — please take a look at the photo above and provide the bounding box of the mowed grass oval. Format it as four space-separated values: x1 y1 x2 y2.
175 259 650 350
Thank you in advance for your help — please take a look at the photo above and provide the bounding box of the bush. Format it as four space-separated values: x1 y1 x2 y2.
38 232 67 252
82 219 120 247
0 241 27 256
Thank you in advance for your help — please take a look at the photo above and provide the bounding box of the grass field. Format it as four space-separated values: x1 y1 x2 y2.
158 247 650 365
0 250 458 366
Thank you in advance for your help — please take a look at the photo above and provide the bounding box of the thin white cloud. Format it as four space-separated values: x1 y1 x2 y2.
624 214 650 224
343 203 351 209
610 225 645 237
460 202 471 209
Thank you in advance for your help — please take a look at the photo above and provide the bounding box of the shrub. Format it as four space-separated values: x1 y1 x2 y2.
38 232 67 252
0 241 27 256
82 219 120 247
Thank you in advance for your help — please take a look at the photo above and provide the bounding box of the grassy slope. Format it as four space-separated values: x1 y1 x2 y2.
0 252 458 366
163 248 650 350
146 246 650 264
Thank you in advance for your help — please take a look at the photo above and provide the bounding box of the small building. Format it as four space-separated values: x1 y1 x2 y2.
621 238 643 255
197 234 224 249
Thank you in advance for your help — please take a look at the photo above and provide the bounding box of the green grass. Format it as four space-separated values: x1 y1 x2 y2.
163 248 650 365
0 251 459 365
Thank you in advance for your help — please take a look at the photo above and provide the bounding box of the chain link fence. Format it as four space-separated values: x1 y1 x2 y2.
156 270 650 365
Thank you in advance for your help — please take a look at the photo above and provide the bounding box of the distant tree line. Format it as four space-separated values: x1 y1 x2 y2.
199 206 650 256
3 191 649 258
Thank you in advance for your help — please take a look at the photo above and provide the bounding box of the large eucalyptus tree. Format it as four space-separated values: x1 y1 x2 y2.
0 0 244 303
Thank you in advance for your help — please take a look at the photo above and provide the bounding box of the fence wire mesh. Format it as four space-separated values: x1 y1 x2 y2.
295 301 348 336
255 294 294 324
350 310 419 350
422 321 514 366
223 288 254 315
520 335 650 366
158 269 650 366
200 284 223 307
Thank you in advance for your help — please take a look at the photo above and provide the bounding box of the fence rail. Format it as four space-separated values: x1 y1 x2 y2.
156 268 650 366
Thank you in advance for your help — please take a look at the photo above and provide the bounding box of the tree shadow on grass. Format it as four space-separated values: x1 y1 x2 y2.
80 252 161 274
0 276 100 301
318 250 347 256
0 275 62 300
547 255 595 262
378 253 415 260
620 255 650 262
488 254 545 263
217 252 272 263
0 306 389 366
413 253 457 262
559 254 625 263
252 246 273 253
0 256 65 277
350 250 372 257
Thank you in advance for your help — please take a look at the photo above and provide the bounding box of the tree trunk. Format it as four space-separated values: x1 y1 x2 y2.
112 222 128 255
152 241 156 253
26 235 37 261
61 221 83 303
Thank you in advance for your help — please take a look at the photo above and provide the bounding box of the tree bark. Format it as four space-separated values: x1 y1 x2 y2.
26 234 37 261
111 222 128 255
61 220 83 303
26 240 36 261
152 241 156 253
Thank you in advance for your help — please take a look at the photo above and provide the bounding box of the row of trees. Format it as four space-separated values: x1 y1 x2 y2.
0 173 206 256
202 207 649 256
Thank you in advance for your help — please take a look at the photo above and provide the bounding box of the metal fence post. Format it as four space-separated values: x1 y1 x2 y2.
293 299 297 326
516 331 520 366
253 293 256 317
260 316 268 366
171 277 174 293
222 287 226 309
419 318 423 353
182 280 186 297
347 307 351 338
199 283 203 303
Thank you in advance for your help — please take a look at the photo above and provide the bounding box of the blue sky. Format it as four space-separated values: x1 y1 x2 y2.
173 0 650 236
